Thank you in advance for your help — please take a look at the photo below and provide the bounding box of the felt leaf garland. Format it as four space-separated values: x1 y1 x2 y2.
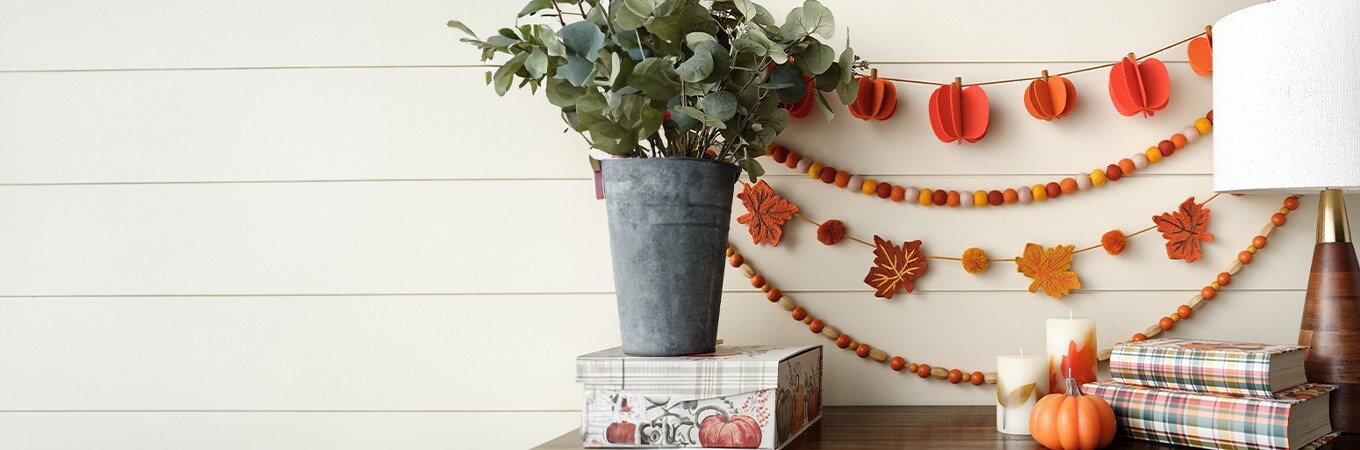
1108 55 1170 118
863 236 928 299
1153 196 1214 263
1015 243 1081 300
928 80 989 144
736 180 799 246
1023 74 1077 121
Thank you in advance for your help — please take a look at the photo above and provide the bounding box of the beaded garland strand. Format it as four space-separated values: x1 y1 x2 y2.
767 111 1215 208
728 196 1299 384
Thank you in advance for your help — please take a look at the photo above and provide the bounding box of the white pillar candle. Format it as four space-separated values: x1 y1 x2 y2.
996 353 1048 435
1046 316 1098 394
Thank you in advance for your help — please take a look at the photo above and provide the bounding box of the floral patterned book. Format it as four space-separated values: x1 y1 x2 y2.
1110 338 1308 398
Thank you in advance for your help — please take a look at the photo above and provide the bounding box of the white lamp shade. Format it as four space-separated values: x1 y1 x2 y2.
1213 0 1360 194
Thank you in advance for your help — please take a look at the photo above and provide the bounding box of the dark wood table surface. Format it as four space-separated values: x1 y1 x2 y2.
535 405 1360 449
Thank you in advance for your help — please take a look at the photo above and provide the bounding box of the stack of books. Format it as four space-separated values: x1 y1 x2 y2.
1084 338 1338 450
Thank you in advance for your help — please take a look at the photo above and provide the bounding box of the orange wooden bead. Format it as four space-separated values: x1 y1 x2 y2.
1238 251 1254 264
750 274 765 288
1177 304 1193 319
890 185 906 202
834 171 851 188
855 343 871 358
1060 178 1078 194
766 288 782 302
970 371 985 386
1272 213 1287 226
1132 333 1147 341
947 369 963 384
1118 158 1136 175
1201 286 1217 300
729 253 743 267
1253 235 1267 249
1159 317 1174 331
791 306 807 321
836 334 852 349
1003 189 1019 204
1284 197 1300 211
916 364 932 378
946 190 961 207
1217 272 1232 286
809 319 825 333
1045 182 1062 199
890 356 906 371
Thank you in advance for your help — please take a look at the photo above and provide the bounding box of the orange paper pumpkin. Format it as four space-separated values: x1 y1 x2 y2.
781 76 817 119
1187 26 1213 76
1030 377 1117 450
1108 54 1170 118
849 71 898 121
928 79 989 144
1024 72 1077 121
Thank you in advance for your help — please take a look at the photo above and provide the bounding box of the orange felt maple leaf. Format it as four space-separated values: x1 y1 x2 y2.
1015 243 1081 300
863 236 928 299
736 181 799 246
1153 197 1214 263
1050 330 1099 393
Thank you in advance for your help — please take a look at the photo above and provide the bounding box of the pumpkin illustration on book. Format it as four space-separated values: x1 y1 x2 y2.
697 408 763 448
604 421 636 444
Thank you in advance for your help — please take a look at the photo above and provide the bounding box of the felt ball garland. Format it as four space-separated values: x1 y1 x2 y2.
766 111 1213 209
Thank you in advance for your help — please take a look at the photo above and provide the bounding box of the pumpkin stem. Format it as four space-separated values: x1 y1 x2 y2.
692 405 730 422
1126 52 1137 62
1040 70 1049 82
1063 377 1084 397
870 68 878 80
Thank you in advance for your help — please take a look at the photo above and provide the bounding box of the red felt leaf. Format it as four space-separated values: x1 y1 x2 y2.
863 236 928 299
736 181 799 246
1153 196 1214 263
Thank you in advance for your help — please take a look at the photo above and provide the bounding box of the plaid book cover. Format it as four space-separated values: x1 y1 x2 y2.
1084 382 1337 450
1110 338 1307 398
577 345 817 399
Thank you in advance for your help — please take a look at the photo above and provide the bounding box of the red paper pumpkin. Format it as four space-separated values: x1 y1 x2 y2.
1108 53 1170 118
780 76 817 119
849 70 898 121
1024 71 1077 121
1187 26 1213 76
698 412 763 448
928 79 990 144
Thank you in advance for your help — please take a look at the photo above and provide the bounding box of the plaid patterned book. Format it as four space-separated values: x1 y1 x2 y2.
1110 338 1308 398
1084 382 1337 450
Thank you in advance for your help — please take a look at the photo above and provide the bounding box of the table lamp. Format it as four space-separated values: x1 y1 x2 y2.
1214 0 1360 432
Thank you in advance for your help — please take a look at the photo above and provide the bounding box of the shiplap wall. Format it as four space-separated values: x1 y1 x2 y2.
3 1 1355 449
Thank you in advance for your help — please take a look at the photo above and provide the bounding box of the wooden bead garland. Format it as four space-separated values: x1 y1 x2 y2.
767 111 1213 208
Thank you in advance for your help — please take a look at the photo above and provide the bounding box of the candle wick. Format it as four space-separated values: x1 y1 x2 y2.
1019 347 1024 357
1069 309 1073 320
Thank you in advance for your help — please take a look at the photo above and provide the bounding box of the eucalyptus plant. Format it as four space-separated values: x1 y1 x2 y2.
450 0 859 180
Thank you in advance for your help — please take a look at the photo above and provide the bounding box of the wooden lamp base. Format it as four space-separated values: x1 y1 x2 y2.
1298 189 1360 433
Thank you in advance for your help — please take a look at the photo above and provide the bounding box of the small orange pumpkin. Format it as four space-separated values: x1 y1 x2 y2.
1108 53 1170 118
849 69 898 121
1024 71 1077 121
1187 25 1213 76
1030 377 1117 450
928 78 989 144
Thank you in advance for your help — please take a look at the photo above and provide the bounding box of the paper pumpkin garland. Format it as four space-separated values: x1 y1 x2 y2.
1153 196 1214 263
1187 26 1213 76
1023 71 1078 121
928 79 990 144
736 181 799 246
849 70 898 121
1108 53 1171 118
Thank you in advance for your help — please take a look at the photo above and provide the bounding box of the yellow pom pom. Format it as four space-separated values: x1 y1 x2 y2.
1031 184 1047 202
973 190 988 208
808 162 824 179
1194 118 1212 135
1145 147 1162 163
862 179 878 195
918 189 933 206
962 248 990 274
1090 169 1107 187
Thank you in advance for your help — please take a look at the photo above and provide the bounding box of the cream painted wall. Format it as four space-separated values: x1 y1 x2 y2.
2 1 1354 449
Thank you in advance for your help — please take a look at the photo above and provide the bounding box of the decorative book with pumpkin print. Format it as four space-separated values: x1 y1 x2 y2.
1110 338 1308 398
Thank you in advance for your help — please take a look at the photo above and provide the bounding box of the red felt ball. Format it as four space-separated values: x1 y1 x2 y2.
987 190 1004 206
1105 164 1124 181
1158 140 1176 157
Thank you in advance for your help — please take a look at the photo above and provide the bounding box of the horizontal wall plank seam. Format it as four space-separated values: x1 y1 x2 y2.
0 173 1211 187
0 288 1309 299
0 61 1193 75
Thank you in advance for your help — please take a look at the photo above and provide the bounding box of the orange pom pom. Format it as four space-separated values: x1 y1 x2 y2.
1101 229 1128 255
962 247 990 274
817 219 846 246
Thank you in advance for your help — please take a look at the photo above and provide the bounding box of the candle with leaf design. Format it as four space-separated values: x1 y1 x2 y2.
1046 315 1098 394
996 351 1048 435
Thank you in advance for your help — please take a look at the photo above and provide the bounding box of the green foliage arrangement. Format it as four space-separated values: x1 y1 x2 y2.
450 0 859 180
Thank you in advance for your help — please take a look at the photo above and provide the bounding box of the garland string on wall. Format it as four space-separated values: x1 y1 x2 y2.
724 195 1297 388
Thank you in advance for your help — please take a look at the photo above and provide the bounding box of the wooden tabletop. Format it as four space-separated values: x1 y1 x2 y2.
535 405 1360 449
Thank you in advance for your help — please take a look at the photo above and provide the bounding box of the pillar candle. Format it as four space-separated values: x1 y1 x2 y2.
996 354 1048 435
1046 317 1098 394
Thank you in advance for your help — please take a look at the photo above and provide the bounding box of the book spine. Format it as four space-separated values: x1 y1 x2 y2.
1109 346 1275 398
1084 383 1291 450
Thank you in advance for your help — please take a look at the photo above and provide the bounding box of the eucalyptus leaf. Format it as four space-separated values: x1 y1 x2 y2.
555 53 595 87
517 0 554 18
614 0 658 30
446 20 478 38
738 156 765 182
732 0 758 22
836 74 860 104
693 40 731 83
492 53 529 96
675 51 714 83
485 35 519 47
785 0 835 39
684 32 717 49
497 28 521 40
674 105 726 129
546 76 587 107
769 64 805 103
799 42 834 74
558 21 605 60
610 54 637 91
526 49 549 78
702 91 738 121
812 88 835 120
530 25 567 56
628 57 682 101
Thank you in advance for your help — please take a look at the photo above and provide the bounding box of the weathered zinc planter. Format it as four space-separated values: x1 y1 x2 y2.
601 158 739 356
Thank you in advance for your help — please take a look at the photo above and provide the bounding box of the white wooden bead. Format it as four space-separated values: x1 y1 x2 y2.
777 297 796 312
1098 348 1113 361
1145 325 1163 338
984 372 998 384
821 326 841 340
739 264 756 277
1227 261 1243 276
1189 295 1207 310
1261 223 1276 238
869 349 889 362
